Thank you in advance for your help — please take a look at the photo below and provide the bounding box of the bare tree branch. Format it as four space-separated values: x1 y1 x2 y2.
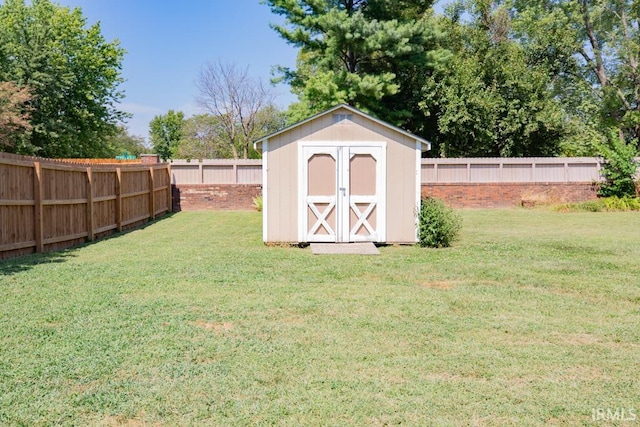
195 60 275 159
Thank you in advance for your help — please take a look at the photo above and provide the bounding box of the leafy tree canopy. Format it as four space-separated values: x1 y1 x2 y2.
422 1 566 157
0 0 127 158
267 0 640 158
149 110 184 161
265 0 448 129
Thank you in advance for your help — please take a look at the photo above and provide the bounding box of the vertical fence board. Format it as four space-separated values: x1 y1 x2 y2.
166 165 172 213
149 167 156 220
34 162 44 253
87 167 94 241
116 167 122 232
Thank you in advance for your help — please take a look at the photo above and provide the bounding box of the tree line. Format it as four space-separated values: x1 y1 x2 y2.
264 0 640 159
2 0 640 163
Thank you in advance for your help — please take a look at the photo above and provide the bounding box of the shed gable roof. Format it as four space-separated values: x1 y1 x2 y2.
253 104 431 151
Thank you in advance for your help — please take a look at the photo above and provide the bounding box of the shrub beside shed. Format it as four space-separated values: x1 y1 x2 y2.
254 104 430 244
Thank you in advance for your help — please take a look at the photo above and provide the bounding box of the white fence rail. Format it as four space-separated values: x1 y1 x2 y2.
170 157 639 185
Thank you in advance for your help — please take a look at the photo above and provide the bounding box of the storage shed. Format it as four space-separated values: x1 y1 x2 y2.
254 104 430 244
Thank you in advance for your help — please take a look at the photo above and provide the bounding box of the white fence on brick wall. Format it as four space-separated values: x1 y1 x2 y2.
170 159 262 185
170 157 639 185
421 157 604 183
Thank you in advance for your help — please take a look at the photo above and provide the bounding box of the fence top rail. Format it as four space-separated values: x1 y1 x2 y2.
0 157 35 168
170 159 262 166
59 158 141 164
117 164 170 172
421 157 603 165
1 152 170 172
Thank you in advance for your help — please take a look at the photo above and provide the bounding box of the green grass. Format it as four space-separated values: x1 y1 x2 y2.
1 210 639 425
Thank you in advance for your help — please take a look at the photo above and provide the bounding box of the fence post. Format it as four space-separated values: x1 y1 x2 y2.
116 167 122 232
86 166 95 241
33 162 44 253
166 164 172 213
532 162 536 182
149 166 156 220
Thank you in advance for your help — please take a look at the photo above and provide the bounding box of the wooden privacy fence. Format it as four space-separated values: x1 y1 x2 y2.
1 153 171 260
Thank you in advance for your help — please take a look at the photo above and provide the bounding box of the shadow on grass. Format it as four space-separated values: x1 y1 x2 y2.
0 250 76 276
0 213 178 277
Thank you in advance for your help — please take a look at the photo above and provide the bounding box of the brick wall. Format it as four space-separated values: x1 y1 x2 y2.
421 182 599 208
172 182 598 211
172 184 261 211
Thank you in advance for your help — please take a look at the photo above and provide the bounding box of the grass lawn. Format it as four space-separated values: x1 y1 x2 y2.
1 210 639 425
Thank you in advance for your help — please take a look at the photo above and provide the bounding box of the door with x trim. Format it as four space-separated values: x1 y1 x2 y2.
302 144 385 243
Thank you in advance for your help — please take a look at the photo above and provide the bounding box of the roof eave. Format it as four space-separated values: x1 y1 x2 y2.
253 104 431 152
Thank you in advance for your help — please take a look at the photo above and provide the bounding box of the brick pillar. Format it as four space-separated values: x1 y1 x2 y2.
140 154 160 164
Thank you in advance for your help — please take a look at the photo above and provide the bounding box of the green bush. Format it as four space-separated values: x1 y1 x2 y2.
597 131 639 198
554 200 605 212
554 196 640 212
602 196 640 211
418 197 462 248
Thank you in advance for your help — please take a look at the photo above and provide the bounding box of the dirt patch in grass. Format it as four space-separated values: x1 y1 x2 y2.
418 280 458 289
100 414 159 427
560 333 601 346
192 320 233 334
418 279 500 289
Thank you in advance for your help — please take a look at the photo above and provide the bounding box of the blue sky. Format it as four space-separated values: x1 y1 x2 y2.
55 0 447 141
55 0 298 140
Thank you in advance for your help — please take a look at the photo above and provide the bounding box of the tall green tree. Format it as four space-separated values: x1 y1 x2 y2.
0 0 126 157
421 0 566 157
512 0 640 149
265 0 446 129
149 110 184 161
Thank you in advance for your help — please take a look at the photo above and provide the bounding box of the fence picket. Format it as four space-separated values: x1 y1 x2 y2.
34 162 44 253
86 167 95 241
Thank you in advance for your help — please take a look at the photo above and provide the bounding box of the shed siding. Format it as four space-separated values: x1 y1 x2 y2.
265 106 419 243
266 131 298 242
386 133 419 242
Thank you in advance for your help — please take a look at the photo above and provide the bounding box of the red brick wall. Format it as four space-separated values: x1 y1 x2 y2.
172 182 598 211
421 182 599 208
172 184 261 211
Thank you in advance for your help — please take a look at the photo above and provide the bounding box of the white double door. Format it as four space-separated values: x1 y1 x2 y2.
300 143 386 243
